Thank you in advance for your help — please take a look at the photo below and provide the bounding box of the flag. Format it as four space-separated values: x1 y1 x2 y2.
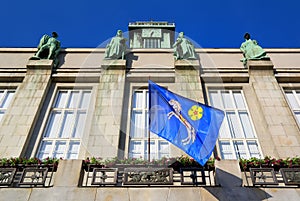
148 80 225 166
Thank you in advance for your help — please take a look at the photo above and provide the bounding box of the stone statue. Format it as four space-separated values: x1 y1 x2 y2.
31 32 61 67
104 30 127 60
240 33 268 64
173 32 197 60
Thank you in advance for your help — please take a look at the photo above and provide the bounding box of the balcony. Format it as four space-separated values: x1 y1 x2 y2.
79 156 217 187
0 157 58 187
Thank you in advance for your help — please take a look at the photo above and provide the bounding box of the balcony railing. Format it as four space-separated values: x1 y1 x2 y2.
0 164 57 187
240 156 300 187
79 163 216 187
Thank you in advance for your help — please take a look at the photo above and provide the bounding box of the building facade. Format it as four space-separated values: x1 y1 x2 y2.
0 22 300 200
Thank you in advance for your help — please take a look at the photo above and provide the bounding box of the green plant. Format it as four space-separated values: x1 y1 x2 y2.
239 156 300 171
0 157 59 166
83 155 216 169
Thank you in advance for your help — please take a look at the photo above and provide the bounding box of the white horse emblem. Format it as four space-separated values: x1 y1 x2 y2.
167 99 196 145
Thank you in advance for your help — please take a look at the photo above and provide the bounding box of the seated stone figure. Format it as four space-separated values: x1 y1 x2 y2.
104 30 127 60
240 33 268 64
31 32 61 67
173 32 197 60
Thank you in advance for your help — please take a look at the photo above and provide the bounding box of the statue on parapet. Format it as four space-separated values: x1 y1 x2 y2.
240 32 268 64
173 32 197 60
104 30 127 60
30 32 61 67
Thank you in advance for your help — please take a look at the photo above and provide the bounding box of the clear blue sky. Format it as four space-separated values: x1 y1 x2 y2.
1 0 300 48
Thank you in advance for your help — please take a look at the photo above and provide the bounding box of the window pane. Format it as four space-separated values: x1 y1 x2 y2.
218 119 231 138
59 111 75 138
247 140 261 158
209 91 223 109
67 141 80 159
295 111 300 124
67 91 80 108
53 141 66 159
73 111 86 138
79 91 91 109
239 111 255 138
146 91 149 109
233 91 245 108
286 91 299 108
44 111 62 138
130 111 144 138
2 91 15 108
54 91 68 108
222 91 234 109
233 141 247 159
219 141 234 159
158 141 169 158
133 91 144 108
37 141 53 159
227 112 243 138
146 141 155 160
129 141 143 159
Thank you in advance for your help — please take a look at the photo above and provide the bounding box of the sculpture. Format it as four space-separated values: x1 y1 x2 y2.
104 30 127 60
31 32 61 67
173 32 197 60
240 33 268 64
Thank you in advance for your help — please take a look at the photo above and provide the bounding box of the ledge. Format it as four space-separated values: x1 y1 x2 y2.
26 59 53 70
246 59 274 71
101 59 126 70
174 60 200 69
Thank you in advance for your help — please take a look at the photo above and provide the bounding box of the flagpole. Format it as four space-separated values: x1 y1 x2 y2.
148 77 151 162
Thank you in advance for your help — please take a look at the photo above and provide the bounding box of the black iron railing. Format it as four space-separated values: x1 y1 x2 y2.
79 163 216 187
0 164 57 187
242 167 300 187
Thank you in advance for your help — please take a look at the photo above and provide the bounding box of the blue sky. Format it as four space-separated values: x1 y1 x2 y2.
1 0 300 48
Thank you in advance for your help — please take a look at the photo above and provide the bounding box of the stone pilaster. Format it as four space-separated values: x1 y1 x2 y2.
0 60 53 157
85 60 126 158
247 60 300 158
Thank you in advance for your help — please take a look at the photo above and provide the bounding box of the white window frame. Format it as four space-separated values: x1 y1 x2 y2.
209 89 262 160
35 86 93 159
284 89 300 127
0 89 16 122
128 88 170 160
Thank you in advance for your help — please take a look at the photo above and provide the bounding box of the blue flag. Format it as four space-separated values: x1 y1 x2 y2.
148 80 225 166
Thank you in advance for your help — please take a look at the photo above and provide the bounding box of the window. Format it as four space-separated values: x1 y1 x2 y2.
143 38 161 48
37 89 91 159
129 89 169 160
0 89 15 122
284 89 300 125
209 89 262 159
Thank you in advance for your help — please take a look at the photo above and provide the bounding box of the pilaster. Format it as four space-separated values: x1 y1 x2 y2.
0 60 53 157
247 60 300 158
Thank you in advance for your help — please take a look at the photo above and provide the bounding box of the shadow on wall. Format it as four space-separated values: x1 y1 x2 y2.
56 52 66 68
204 168 272 201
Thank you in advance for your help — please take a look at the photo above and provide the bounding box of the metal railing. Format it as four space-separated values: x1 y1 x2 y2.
0 164 57 187
79 164 216 187
242 167 300 187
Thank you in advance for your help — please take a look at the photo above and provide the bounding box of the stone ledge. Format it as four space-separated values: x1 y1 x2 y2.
246 59 273 70
26 59 53 70
101 59 126 70
174 60 200 69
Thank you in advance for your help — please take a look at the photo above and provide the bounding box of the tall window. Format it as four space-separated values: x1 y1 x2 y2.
284 89 300 125
0 89 15 121
209 89 262 159
129 89 169 160
37 89 91 159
